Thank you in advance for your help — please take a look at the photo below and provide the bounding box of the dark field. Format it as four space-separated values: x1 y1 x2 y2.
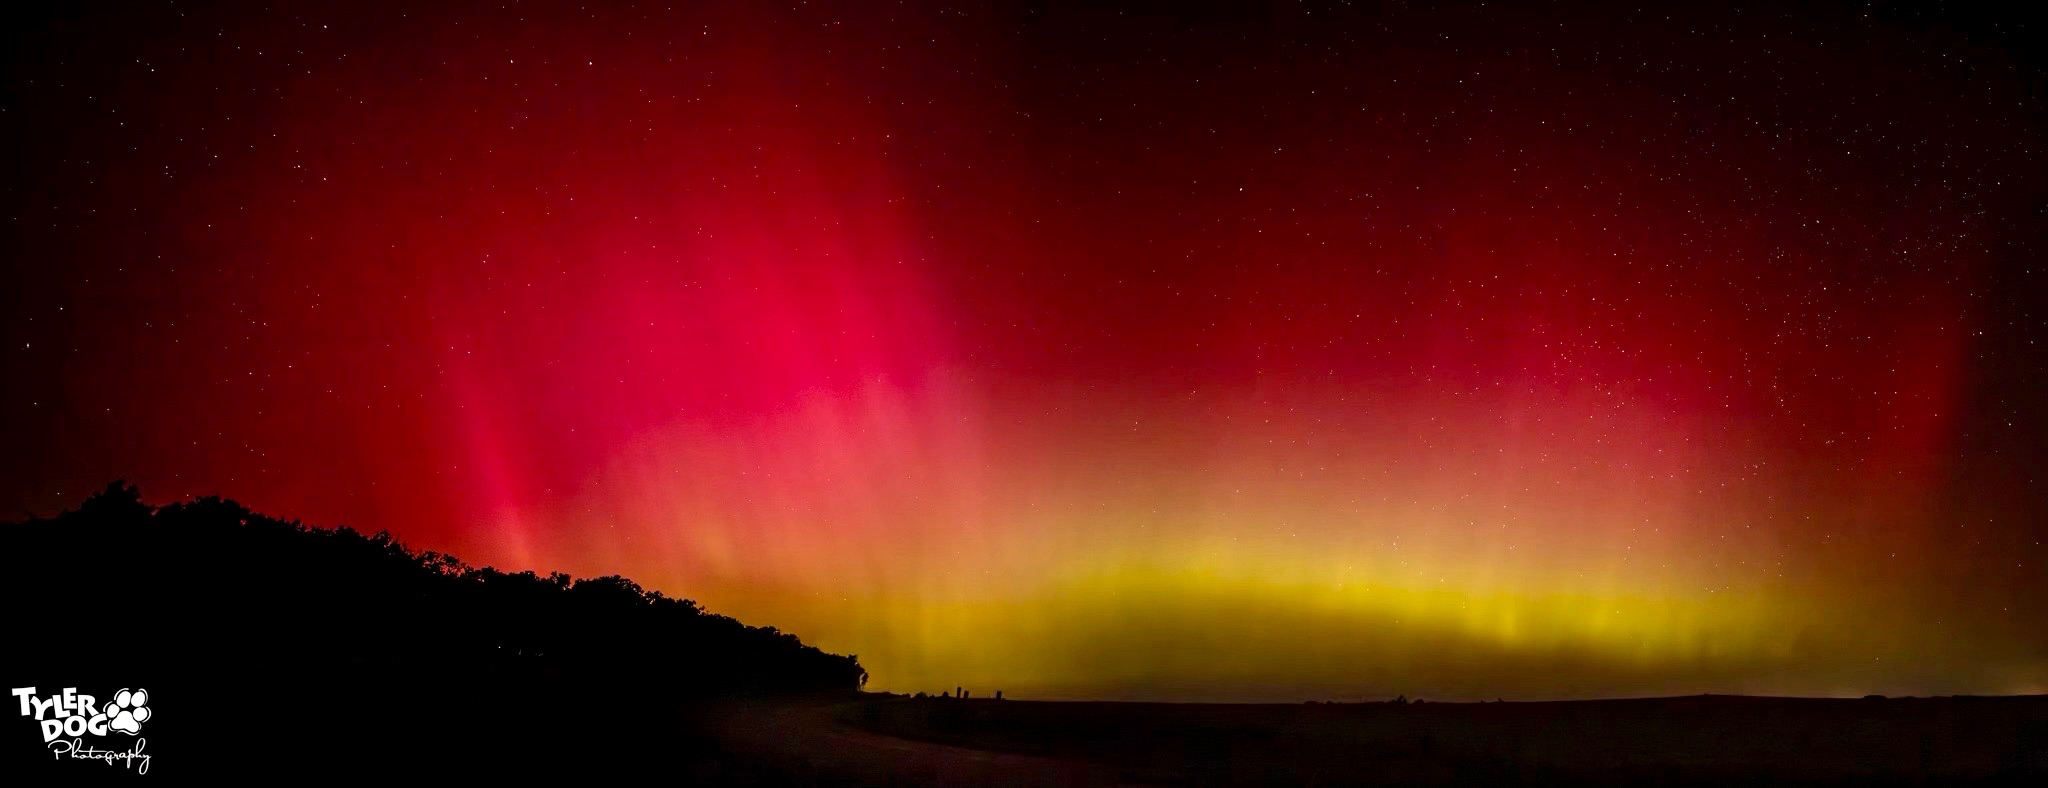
820 694 2048 786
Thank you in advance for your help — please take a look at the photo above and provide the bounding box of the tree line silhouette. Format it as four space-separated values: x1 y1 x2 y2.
2 481 866 693
0 481 865 777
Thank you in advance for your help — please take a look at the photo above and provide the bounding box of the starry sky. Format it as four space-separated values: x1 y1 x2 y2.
4 1 2046 701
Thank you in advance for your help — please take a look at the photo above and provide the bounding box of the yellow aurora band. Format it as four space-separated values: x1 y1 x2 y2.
492 370 2044 701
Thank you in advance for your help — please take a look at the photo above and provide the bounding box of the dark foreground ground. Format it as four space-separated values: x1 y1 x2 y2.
6 679 2044 784
801 693 2048 786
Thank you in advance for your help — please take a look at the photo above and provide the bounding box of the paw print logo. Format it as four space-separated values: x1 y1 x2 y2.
103 689 150 735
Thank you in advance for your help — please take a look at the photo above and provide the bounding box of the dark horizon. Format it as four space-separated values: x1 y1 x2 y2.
13 477 2044 706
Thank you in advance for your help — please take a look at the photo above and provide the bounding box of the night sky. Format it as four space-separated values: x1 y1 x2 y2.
4 2 2045 701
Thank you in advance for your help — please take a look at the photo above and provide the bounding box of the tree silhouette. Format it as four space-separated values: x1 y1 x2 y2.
3 481 867 694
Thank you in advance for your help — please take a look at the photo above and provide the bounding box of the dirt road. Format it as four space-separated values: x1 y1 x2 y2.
703 699 1129 786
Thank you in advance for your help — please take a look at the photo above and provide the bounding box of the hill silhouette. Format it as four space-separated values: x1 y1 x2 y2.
0 481 864 778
